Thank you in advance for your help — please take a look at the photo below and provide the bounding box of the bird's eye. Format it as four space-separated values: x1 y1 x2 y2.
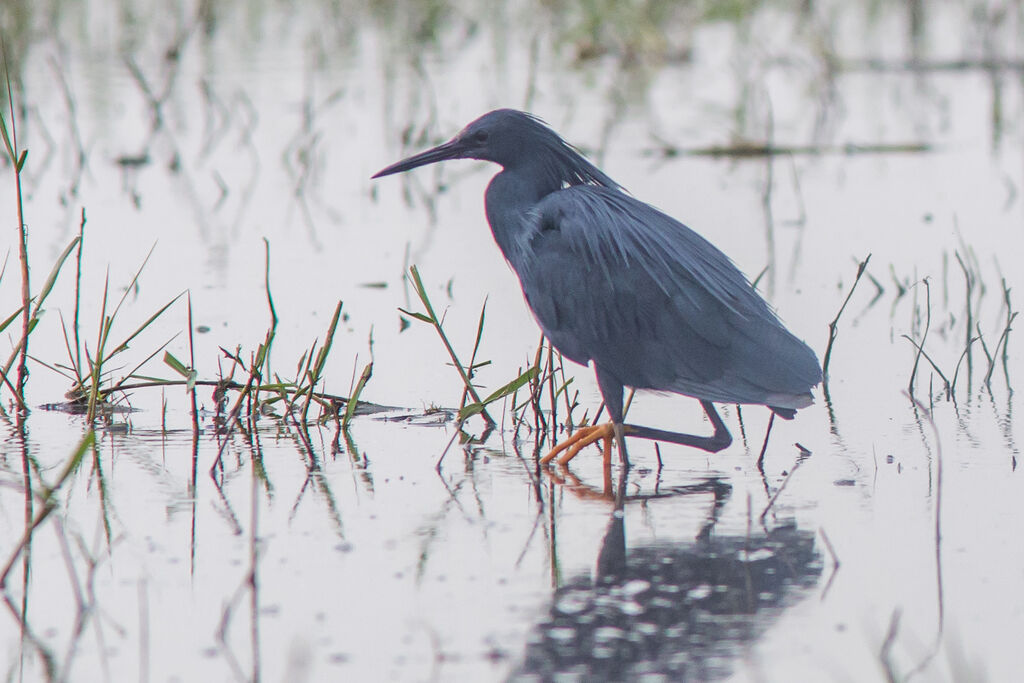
474 130 489 143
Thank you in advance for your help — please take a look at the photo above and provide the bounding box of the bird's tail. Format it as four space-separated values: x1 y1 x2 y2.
770 406 797 420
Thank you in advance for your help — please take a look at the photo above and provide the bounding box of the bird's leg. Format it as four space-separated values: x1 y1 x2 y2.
621 400 733 453
611 422 627 467
540 369 629 468
540 423 616 466
755 412 776 470
542 399 733 467
600 370 629 468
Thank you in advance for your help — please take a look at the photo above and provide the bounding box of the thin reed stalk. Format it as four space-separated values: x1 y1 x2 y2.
823 254 871 384
0 58 29 409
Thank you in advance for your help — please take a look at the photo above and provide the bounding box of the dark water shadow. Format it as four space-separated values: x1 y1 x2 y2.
512 477 822 681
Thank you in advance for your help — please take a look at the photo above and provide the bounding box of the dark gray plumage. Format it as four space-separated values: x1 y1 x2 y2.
373 109 821 466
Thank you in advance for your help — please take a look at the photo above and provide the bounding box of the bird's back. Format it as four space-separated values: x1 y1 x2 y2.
506 185 821 410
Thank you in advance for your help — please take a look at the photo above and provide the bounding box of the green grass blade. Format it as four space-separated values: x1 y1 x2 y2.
107 243 157 324
458 366 539 421
102 290 186 363
342 362 373 430
0 305 24 334
408 265 437 320
397 308 433 324
471 297 487 362
1 236 82 380
312 302 343 377
0 111 14 163
163 351 190 377
32 237 80 316
102 333 181 396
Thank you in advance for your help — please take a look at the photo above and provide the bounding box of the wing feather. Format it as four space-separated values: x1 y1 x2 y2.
513 186 821 408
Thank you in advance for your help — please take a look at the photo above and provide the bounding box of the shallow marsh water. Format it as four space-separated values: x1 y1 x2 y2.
0 1 1022 681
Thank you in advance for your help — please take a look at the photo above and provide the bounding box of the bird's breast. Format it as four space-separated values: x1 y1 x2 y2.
484 173 552 268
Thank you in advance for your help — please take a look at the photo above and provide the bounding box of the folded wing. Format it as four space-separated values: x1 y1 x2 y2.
514 186 822 409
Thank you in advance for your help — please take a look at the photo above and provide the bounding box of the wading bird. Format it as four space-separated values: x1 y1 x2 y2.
373 109 821 467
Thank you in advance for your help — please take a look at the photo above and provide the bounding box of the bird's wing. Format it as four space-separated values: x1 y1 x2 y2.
514 186 820 407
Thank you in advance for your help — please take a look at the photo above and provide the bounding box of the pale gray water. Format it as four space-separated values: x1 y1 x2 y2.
0 1 1020 680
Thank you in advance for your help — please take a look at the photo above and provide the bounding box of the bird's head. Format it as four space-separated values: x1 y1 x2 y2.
373 109 620 191
372 109 543 178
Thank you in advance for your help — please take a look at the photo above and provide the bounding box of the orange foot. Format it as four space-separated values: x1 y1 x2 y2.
541 422 615 467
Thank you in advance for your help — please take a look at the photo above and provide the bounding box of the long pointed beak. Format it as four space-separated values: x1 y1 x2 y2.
372 138 466 179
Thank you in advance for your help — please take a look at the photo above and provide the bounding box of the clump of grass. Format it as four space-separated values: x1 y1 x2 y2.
402 265 505 428
901 250 1017 402
507 334 581 450
205 241 385 474
36 241 186 421
209 239 281 474
292 300 345 424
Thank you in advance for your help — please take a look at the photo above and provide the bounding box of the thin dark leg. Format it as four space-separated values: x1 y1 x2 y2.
623 400 732 453
612 423 627 468
595 368 629 468
756 412 776 470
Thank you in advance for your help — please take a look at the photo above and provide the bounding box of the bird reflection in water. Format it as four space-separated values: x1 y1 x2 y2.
511 476 823 681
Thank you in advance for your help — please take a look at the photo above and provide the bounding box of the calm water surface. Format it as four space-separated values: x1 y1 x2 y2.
0 1 1021 680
